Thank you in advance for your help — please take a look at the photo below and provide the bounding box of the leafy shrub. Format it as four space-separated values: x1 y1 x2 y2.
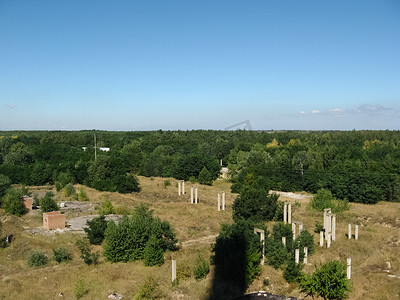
98 198 115 215
27 251 48 267
283 260 303 283
53 247 72 263
63 183 76 197
300 260 351 300
135 277 163 299
198 167 213 185
40 192 59 213
77 187 89 201
143 235 164 266
75 239 99 265
263 278 270 287
2 187 28 216
310 188 349 213
294 230 315 259
103 204 177 263
163 180 171 189
265 238 289 269
74 278 88 299
84 215 108 245
194 255 210 280
314 221 324 233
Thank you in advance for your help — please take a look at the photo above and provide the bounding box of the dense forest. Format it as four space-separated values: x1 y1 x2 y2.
0 130 399 204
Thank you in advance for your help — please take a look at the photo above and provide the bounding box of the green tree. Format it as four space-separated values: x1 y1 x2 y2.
300 260 351 300
40 192 59 213
143 234 164 266
233 187 279 223
1 187 28 216
198 166 213 185
0 174 11 199
84 215 109 245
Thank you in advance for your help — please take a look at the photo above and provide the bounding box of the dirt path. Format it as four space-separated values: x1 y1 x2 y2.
181 234 218 248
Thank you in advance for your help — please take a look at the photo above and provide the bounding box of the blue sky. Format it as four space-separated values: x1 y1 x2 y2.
1 0 399 131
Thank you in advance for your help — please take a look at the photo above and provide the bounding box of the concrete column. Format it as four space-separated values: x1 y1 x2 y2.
190 187 194 204
222 191 225 210
348 224 352 239
355 225 359 240
327 233 331 248
182 180 185 194
295 249 300 264
288 203 292 224
220 159 223 166
217 193 221 211
292 223 296 240
320 231 324 247
327 213 332 240
178 181 181 196
195 187 198 204
303 247 308 264
332 215 336 241
172 260 177 282
254 229 265 265
347 258 351 279
284 203 287 224
282 236 286 247
299 222 303 234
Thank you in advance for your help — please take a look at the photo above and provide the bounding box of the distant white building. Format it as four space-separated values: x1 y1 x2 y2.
220 167 229 179
82 147 110 152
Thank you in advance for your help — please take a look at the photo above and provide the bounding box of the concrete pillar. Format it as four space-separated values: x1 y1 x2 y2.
195 187 198 204
172 260 177 282
326 213 332 240
320 231 324 247
332 215 336 241
347 258 351 279
292 223 296 240
254 229 265 265
190 187 194 204
222 191 225 210
355 225 359 240
284 203 287 224
295 249 300 264
282 236 286 247
327 233 331 248
220 159 223 166
288 203 292 224
299 222 303 234
182 180 185 194
217 193 221 211
348 224 352 239
303 247 308 264
178 181 181 196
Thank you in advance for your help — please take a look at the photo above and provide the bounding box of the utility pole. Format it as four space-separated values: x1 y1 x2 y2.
94 133 97 161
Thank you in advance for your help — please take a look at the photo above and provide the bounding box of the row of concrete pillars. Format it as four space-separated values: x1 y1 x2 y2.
217 191 226 211
283 202 292 224
291 221 303 240
294 247 308 264
323 208 336 241
348 224 359 240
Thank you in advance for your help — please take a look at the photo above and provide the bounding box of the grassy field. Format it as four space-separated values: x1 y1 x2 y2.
0 176 399 299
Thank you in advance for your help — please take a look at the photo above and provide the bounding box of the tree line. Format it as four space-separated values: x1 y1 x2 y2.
1 130 400 203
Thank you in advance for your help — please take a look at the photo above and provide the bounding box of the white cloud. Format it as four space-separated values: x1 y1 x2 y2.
354 104 392 113
312 110 320 114
6 104 16 109
299 111 305 114
332 108 344 112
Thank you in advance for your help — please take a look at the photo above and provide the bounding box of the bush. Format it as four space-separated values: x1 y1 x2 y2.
75 239 99 265
1 187 29 216
314 221 324 233
53 247 72 263
265 238 289 269
294 230 315 259
135 277 163 299
310 188 349 213
198 167 213 185
300 260 351 300
283 260 303 283
0 174 11 199
194 255 210 280
63 183 76 197
84 215 108 245
163 180 171 189
27 251 48 267
40 192 59 213
98 198 115 215
77 187 89 201
74 278 88 299
103 204 177 263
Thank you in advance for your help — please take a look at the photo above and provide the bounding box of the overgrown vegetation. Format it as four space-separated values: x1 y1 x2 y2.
74 278 89 299
84 215 108 245
27 251 48 267
193 255 210 280
310 188 350 213
103 204 177 263
300 260 351 300
134 277 163 299
75 239 99 265
53 247 72 263
40 192 59 213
